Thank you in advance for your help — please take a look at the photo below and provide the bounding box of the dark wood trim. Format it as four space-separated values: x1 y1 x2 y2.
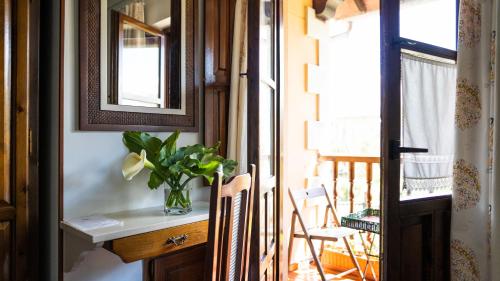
162 27 172 109
398 37 457 61
399 195 452 217
78 0 199 132
380 0 401 279
28 0 41 278
169 0 182 109
58 0 65 279
204 0 235 87
248 0 282 279
247 0 261 278
204 86 229 156
203 0 236 156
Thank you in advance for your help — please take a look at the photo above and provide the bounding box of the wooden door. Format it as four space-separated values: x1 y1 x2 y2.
247 0 283 280
0 0 39 279
380 0 456 279
0 1 13 278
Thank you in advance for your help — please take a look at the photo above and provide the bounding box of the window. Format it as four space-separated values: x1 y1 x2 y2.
400 0 457 50
396 0 459 200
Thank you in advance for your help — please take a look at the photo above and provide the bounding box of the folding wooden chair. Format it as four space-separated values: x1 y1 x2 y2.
288 186 364 281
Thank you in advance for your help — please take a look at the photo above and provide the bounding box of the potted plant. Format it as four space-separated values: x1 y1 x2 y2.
121 130 237 215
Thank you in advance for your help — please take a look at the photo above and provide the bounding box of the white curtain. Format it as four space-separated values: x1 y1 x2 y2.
451 0 500 279
401 53 457 195
227 0 248 174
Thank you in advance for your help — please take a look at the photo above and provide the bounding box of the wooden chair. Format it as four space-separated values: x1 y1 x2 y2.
204 164 256 281
288 185 364 281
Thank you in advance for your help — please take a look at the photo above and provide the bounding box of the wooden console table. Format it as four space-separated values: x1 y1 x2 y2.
61 201 210 280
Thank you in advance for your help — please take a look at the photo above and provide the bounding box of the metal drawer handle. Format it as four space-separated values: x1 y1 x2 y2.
165 234 188 246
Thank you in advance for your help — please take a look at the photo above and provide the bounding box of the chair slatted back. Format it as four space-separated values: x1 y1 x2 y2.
205 164 256 281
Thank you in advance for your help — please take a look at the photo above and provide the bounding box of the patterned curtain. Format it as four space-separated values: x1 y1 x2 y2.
451 0 499 279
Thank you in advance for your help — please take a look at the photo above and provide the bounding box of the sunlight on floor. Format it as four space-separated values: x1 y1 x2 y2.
288 264 361 281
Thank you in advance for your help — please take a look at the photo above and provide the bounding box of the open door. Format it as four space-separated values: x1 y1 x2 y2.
381 0 457 279
0 0 39 279
247 0 283 280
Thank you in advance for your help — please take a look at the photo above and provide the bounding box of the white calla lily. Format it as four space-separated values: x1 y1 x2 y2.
122 150 155 181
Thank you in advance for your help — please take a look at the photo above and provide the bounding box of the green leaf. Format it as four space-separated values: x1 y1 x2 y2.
204 175 215 185
161 130 180 157
148 171 164 190
123 130 239 190
222 159 238 179
123 131 162 164
122 131 144 154
168 163 183 175
140 133 162 152
161 147 186 167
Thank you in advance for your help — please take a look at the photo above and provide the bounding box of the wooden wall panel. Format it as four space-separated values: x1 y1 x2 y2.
399 196 451 281
0 222 11 281
204 87 229 156
204 0 235 86
204 0 236 156
401 222 424 281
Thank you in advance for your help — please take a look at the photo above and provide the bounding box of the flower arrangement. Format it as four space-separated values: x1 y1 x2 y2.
121 130 237 215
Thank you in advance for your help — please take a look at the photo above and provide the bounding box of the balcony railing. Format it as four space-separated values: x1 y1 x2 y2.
317 155 380 213
317 155 381 281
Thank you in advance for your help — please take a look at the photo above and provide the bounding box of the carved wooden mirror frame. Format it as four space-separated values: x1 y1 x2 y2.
79 0 199 131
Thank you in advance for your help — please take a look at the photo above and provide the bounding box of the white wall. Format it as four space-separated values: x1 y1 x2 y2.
63 0 203 279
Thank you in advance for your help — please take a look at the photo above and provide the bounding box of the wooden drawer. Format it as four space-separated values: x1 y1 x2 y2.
106 220 209 263
148 245 207 281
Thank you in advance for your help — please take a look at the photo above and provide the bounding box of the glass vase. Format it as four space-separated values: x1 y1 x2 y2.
164 184 192 215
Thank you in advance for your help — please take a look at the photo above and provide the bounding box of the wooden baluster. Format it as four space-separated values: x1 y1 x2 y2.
349 161 355 213
366 162 373 209
333 161 338 209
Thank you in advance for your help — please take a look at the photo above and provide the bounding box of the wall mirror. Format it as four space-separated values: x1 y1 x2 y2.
79 0 199 131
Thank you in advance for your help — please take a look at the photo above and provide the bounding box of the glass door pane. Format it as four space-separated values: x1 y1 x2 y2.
400 0 457 50
260 0 275 80
259 83 275 179
399 52 457 200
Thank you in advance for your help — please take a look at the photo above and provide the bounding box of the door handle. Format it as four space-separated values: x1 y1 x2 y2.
389 140 428 160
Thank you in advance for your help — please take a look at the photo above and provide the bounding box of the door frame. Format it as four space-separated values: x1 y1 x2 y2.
380 0 402 277
380 0 458 279
247 0 285 279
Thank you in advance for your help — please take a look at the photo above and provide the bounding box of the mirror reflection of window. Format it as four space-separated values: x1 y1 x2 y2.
120 24 163 108
108 0 176 110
